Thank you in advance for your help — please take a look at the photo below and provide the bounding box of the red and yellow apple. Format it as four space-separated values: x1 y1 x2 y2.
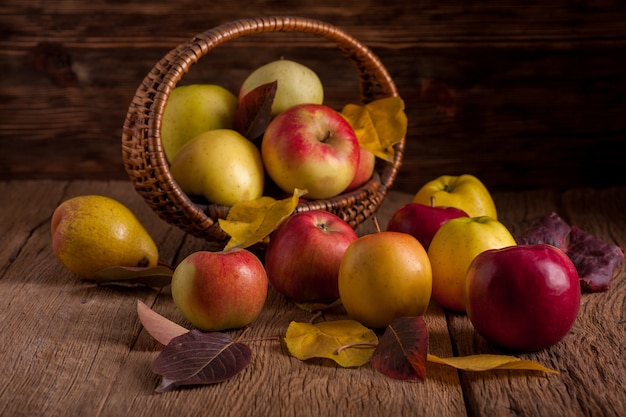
171 249 268 332
264 210 358 303
261 103 360 200
386 202 468 251
465 244 581 351
344 146 376 192
170 129 264 206
161 84 238 162
239 58 324 116
338 231 432 329
427 216 517 312
413 174 498 219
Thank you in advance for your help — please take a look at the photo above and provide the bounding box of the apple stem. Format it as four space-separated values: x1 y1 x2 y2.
336 342 378 354
372 215 381 233
430 196 436 207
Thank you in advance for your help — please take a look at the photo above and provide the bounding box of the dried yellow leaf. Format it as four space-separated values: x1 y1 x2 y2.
285 320 378 368
219 189 307 250
427 353 559 374
341 96 407 163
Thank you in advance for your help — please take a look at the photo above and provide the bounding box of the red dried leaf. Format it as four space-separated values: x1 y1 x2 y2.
233 81 277 141
515 212 570 251
370 316 428 381
515 212 624 292
567 226 624 292
152 329 252 392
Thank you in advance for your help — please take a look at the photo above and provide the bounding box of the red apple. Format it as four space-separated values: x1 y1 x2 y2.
344 146 376 192
264 210 358 303
261 103 360 200
170 249 268 332
465 244 581 352
386 202 468 251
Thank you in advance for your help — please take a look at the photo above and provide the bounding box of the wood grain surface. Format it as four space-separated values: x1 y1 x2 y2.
2 1 626 193
0 179 624 417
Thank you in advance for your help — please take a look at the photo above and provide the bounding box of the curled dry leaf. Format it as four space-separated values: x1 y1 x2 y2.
233 81 277 141
370 316 429 381
136 300 189 345
341 96 407 163
92 264 174 288
284 320 378 368
219 188 307 250
427 354 559 374
515 211 624 292
152 329 252 392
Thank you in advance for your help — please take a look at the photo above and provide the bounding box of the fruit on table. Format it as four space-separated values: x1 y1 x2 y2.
386 202 468 251
427 216 517 312
171 250 268 332
264 210 358 303
239 58 324 116
344 146 376 192
161 84 238 162
465 244 581 351
51 195 159 279
261 103 360 200
413 174 498 219
338 231 432 329
170 129 264 206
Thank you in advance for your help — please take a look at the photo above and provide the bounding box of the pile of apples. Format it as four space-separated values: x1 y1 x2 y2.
172 173 581 353
161 58 376 207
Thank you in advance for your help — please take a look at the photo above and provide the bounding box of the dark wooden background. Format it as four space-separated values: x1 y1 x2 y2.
2 1 625 193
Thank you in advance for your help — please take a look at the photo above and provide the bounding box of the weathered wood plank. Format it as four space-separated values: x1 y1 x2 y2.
0 181 466 417
2 1 626 193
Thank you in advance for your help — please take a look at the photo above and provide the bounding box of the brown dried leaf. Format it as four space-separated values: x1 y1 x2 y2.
233 81 277 141
91 264 173 287
370 316 428 381
152 329 252 392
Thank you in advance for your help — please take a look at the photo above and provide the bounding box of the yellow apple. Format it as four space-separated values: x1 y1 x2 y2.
427 216 517 312
51 195 159 278
170 129 264 206
413 174 498 219
161 84 238 162
239 58 324 116
338 231 432 329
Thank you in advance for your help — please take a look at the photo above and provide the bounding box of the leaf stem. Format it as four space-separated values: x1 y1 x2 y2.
336 342 378 354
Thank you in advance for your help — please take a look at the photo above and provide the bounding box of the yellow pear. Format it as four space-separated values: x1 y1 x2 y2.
51 195 159 279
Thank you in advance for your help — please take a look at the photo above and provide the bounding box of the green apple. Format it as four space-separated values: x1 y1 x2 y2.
413 174 498 219
170 129 264 206
171 249 268 331
427 216 517 312
239 58 324 116
161 84 238 162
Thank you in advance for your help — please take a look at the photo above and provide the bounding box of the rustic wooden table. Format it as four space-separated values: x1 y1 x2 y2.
1 179 624 417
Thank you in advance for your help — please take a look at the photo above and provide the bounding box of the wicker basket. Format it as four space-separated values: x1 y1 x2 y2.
121 16 405 248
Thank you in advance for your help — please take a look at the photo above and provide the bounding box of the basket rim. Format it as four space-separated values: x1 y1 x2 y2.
122 15 405 245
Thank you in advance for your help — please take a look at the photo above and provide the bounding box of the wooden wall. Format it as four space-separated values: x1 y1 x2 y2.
1 1 625 193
